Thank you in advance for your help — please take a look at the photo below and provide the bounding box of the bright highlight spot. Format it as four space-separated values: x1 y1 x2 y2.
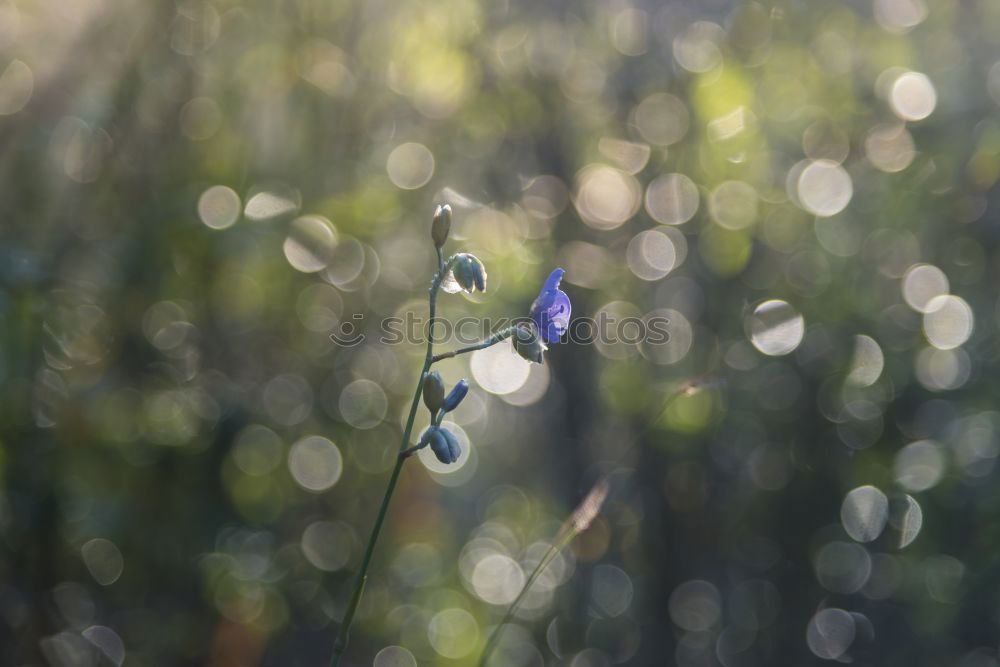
288 435 343 492
847 335 884 387
807 608 855 660
574 165 641 230
894 440 945 492
386 142 435 189
841 485 889 543
471 341 531 395
198 186 241 229
748 300 804 356
645 173 699 225
796 160 853 217
923 294 974 350
890 71 937 121
902 264 949 313
626 229 679 280
283 215 338 273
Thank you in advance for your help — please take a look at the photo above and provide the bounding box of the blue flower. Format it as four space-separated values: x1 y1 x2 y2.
529 268 571 344
421 426 461 464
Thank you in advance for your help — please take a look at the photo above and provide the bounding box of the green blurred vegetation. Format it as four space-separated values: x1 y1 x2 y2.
2 0 1000 665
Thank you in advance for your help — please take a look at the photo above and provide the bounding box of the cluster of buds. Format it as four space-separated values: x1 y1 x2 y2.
419 371 469 463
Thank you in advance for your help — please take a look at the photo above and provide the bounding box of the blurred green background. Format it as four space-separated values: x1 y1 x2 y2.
3 0 1000 664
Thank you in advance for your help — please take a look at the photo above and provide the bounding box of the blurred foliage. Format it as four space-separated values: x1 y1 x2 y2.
2 0 1000 665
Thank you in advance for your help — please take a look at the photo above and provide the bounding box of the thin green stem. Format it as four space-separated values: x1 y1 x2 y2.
478 528 577 667
330 251 452 666
431 326 516 364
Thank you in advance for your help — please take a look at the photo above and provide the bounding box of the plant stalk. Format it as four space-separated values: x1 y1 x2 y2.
330 250 448 666
477 528 577 667
431 326 516 363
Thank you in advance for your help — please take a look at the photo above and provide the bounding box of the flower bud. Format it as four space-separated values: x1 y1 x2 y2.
431 204 451 248
422 427 447 462
513 324 546 364
443 253 487 294
440 427 462 463
424 426 461 464
442 379 469 412
422 371 445 413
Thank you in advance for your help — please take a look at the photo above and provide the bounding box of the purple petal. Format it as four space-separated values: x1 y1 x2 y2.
543 268 565 291
530 268 571 344
541 291 571 342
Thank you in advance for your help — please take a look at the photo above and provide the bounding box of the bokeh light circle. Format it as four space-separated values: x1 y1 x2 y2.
471 341 531 395
81 538 124 586
673 21 724 73
896 495 924 548
890 71 937 121
626 229 678 280
232 425 284 476
288 435 343 492
806 608 855 660
301 520 353 571
915 347 972 391
841 485 889 543
574 165 641 230
634 94 689 146
748 300 804 356
902 264 950 313
669 580 721 632
471 553 525 605
815 541 872 593
374 646 417 667
923 295 974 350
894 440 945 491
198 185 241 230
796 160 853 217
590 564 633 617
865 124 916 172
339 379 388 429
709 181 758 230
846 335 884 387
386 142 435 190
0 60 33 115
283 215 338 273
428 608 479 659
645 173 699 225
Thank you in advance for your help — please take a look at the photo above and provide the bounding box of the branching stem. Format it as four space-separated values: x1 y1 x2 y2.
431 326 517 364
330 251 451 666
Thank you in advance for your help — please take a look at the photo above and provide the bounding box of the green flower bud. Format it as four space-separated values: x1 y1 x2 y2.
422 371 445 412
431 204 451 248
443 253 487 294
513 324 546 364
